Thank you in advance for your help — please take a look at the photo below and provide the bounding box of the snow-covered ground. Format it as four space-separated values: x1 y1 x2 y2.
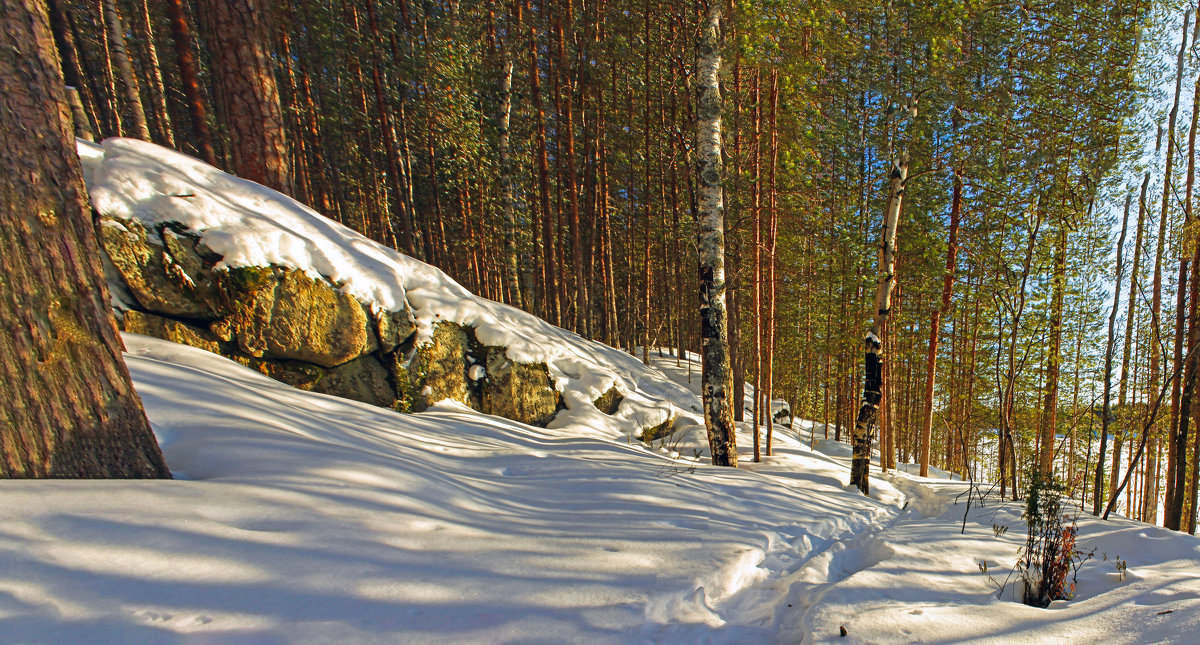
4 142 1197 643
4 342 1199 644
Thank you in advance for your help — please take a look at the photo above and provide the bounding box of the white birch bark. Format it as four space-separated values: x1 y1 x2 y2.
695 1 736 467
498 57 523 309
850 148 908 494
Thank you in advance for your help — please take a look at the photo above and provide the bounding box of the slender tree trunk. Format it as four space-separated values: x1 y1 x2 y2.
102 0 150 140
695 2 736 467
1040 222 1068 477
164 0 215 165
527 11 559 325
134 0 173 146
1096 196 1132 515
751 71 762 462
497 57 524 308
363 0 415 255
765 70 779 457
1109 174 1151 510
919 168 962 477
0 0 169 479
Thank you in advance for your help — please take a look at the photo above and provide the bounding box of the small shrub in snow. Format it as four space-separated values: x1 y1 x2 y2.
1020 471 1077 607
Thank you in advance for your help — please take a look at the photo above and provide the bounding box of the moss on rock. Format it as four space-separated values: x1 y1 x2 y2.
480 347 562 427
211 268 375 368
120 310 222 354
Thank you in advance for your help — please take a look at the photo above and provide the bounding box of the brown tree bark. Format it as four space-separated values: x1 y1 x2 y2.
1096 195 1132 515
197 0 291 194
102 0 150 140
0 0 169 479
164 0 215 165
918 168 962 477
133 0 174 146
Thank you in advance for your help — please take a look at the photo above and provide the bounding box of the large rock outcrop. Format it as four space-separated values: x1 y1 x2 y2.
100 216 578 426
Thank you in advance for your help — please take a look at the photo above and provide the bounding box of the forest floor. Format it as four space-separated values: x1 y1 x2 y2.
2 338 1198 644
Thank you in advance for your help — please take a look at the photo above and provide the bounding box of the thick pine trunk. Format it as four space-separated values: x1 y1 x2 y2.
0 0 168 479
695 2 736 467
197 0 291 195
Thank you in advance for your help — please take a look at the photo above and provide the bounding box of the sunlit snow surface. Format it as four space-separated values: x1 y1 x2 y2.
2 341 1198 643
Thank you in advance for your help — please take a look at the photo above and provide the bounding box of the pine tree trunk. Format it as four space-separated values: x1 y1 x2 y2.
919 168 961 477
751 70 762 462
134 0 174 146
102 0 150 140
1095 195 1132 515
497 56 524 309
363 0 415 255
764 70 779 457
197 0 291 194
695 2 736 467
164 0 216 165
0 0 169 479
1110 174 1150 510
1039 223 1067 477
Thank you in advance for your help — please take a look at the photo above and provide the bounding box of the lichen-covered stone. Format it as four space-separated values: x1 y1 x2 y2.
121 310 222 354
407 321 473 411
480 347 562 427
311 355 395 407
232 357 325 390
594 386 624 415
99 218 227 319
374 306 417 355
211 268 375 368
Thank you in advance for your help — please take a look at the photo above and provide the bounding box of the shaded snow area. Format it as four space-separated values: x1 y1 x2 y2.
78 137 683 438
4 343 1199 643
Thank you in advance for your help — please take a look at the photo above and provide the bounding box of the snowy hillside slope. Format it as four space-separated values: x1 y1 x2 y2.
79 137 686 437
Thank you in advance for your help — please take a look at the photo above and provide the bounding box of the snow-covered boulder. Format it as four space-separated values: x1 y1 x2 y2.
82 137 683 435
772 399 792 427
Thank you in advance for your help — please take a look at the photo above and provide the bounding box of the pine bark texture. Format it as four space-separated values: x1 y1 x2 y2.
165 0 216 165
695 2 736 467
918 169 961 477
0 0 169 479
197 0 291 194
102 0 150 140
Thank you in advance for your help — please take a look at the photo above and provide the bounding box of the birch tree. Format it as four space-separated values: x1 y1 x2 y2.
696 0 736 467
850 96 918 494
